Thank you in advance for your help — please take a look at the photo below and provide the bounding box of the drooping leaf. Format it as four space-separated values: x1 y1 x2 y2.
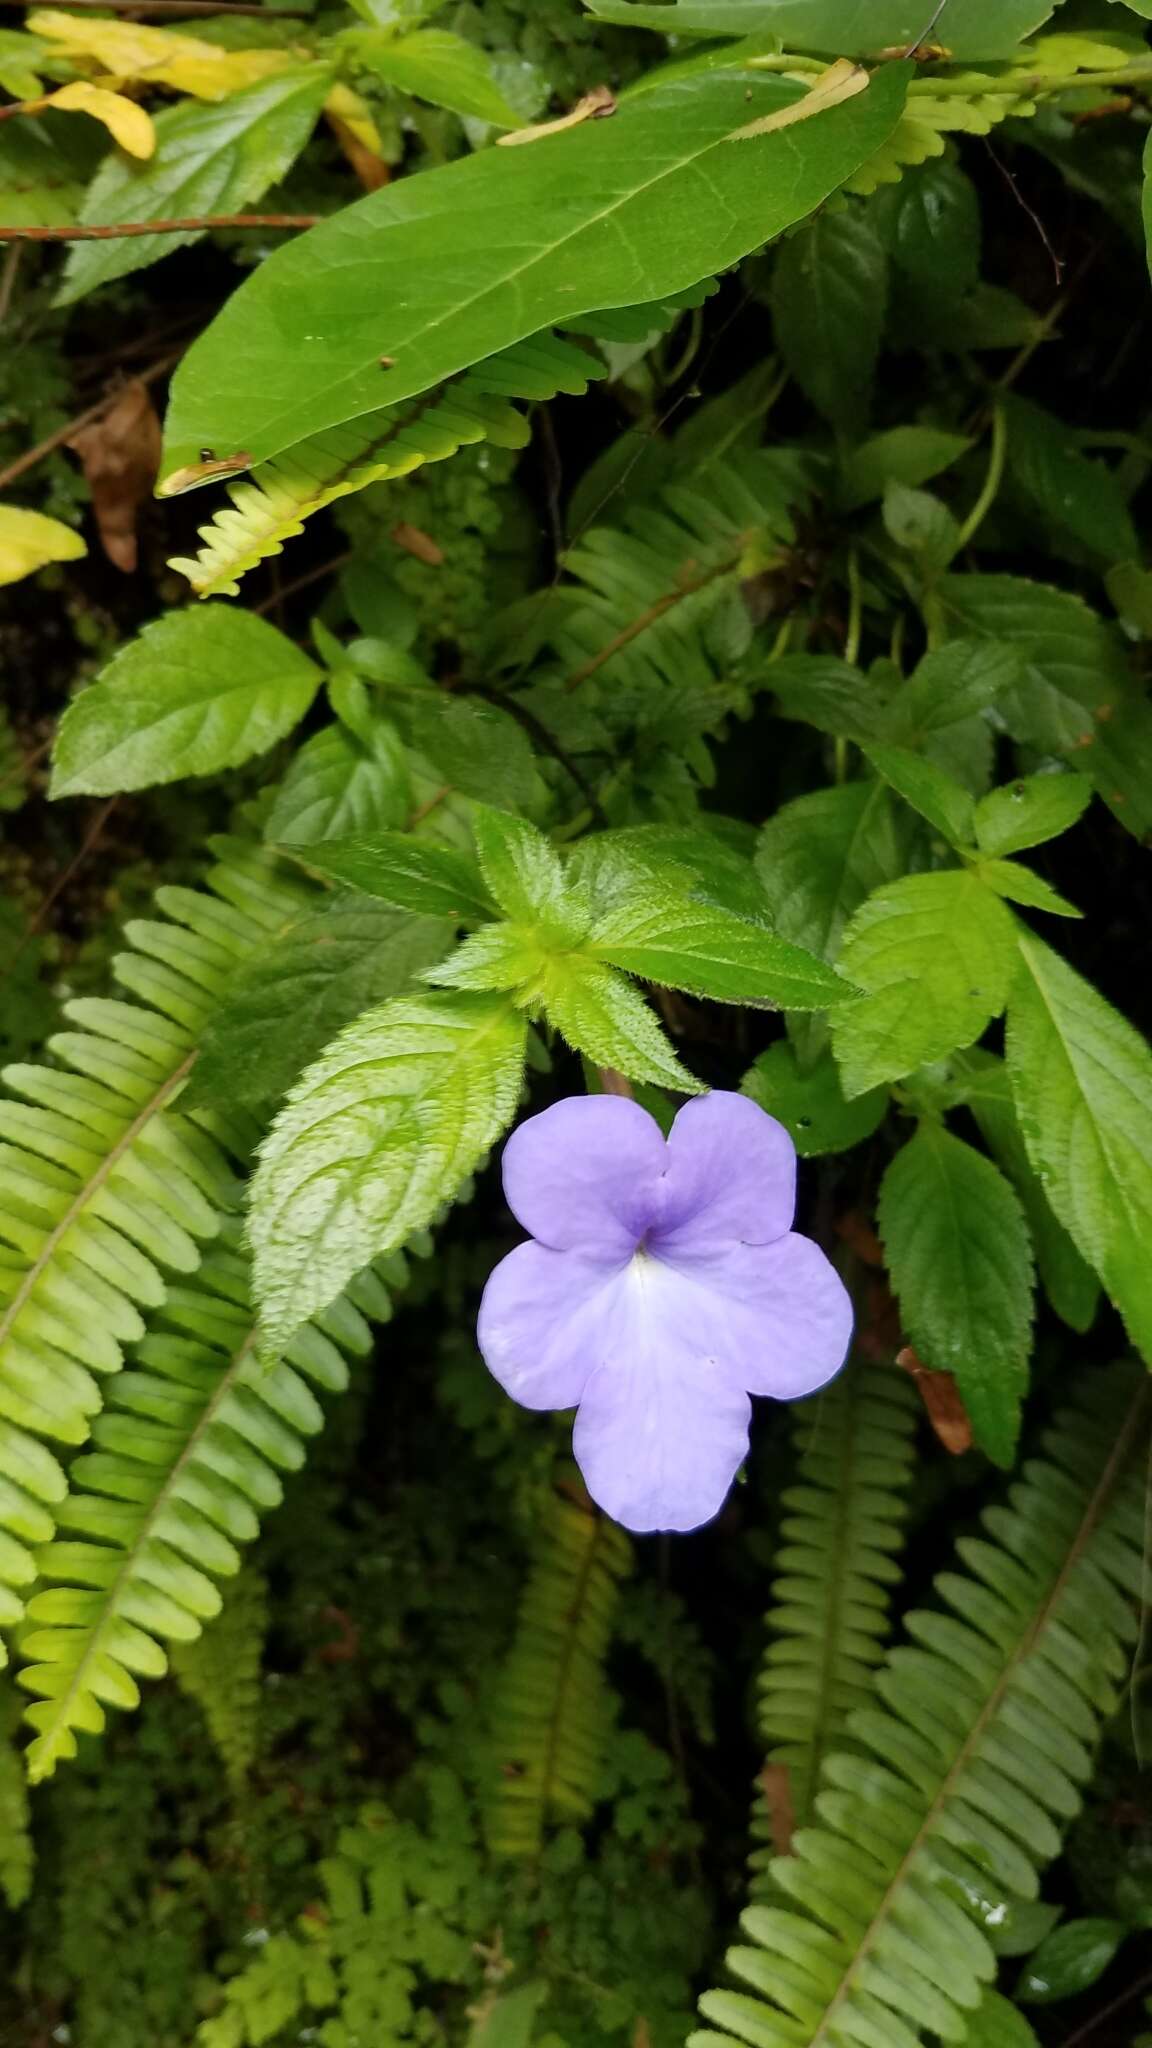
756 780 909 963
832 869 1017 1096
249 990 526 1354
862 741 976 848
353 28 523 126
185 897 454 1117
771 205 887 436
878 1121 1034 1465
160 65 909 476
742 1040 886 1155
57 65 333 303
589 892 856 1010
27 9 292 101
976 858 1081 919
974 771 1093 856
838 425 974 511
1005 395 1138 563
50 606 322 798
584 0 1057 58
294 834 494 923
41 82 155 159
1007 931 1152 1359
0 505 85 586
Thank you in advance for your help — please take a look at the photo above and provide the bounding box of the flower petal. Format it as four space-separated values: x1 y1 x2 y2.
477 1240 627 1411
501 1094 668 1259
570 1254 752 1533
659 1232 853 1399
652 1092 796 1251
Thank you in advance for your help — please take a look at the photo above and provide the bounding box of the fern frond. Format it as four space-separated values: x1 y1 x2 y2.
751 1364 918 1866
843 84 1036 196
169 330 605 600
0 1684 30 1906
16 1224 415 1780
693 1367 1149 2048
486 1480 631 1859
172 1566 267 1788
0 839 312 1660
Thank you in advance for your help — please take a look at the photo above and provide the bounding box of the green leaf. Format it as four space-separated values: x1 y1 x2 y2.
1106 557 1152 634
938 573 1152 837
882 481 960 572
57 65 333 304
160 65 909 475
976 859 1081 919
768 656 887 744
471 806 569 928
422 922 547 993
771 206 887 436
50 606 322 798
589 893 856 1010
959 1048 1100 1334
1005 396 1138 563
468 1980 549 2048
185 898 454 1118
1007 932 1152 1360
399 697 545 812
266 719 411 847
249 990 526 1354
1140 123 1152 281
862 742 976 848
541 956 699 1091
1016 1919 1127 2005
963 1991 1042 2048
888 640 1022 741
878 1122 1034 1465
832 869 1017 1096
292 834 494 923
354 28 523 125
741 1040 885 1156
974 771 1093 857
585 0 1056 58
838 425 973 512
875 154 982 292
756 779 909 964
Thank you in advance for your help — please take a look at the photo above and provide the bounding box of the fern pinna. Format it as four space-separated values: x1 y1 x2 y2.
486 1479 631 1859
0 839 312 1665
751 1363 918 1871
695 1366 1149 2048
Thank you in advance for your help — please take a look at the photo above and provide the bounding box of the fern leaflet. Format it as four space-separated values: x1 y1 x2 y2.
486 1479 631 1858
694 1366 1149 2048
172 1565 268 1788
0 839 312 1659
16 1224 419 1779
752 1364 918 1869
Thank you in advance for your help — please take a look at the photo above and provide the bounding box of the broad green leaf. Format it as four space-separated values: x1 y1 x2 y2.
353 28 523 125
838 425 973 512
875 155 982 292
888 640 1021 741
768 656 888 744
959 1048 1100 1334
471 806 569 929
1016 1920 1127 2005
832 869 1016 1096
964 1992 1042 2048
756 780 909 964
540 956 699 1091
862 742 976 848
878 1122 1034 1465
266 719 410 847
882 481 960 572
567 823 769 923
771 206 887 435
160 65 909 475
938 573 1152 837
57 65 333 303
742 1040 885 1156
974 771 1093 856
1005 395 1138 563
421 922 546 993
51 606 321 798
185 898 453 1117
0 118 93 226
250 989 526 1353
399 697 545 812
1007 932 1152 1359
585 0 1057 57
294 834 494 923
468 1980 549 2048
976 859 1081 920
1106 558 1152 634
589 892 856 1009
0 504 85 586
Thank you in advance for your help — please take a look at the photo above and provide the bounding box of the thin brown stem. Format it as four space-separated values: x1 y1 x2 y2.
253 549 354 617
0 345 183 492
0 214 319 239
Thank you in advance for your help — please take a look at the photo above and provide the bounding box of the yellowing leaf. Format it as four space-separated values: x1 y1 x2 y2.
27 10 294 101
325 80 388 190
727 58 871 141
46 81 155 157
0 505 85 586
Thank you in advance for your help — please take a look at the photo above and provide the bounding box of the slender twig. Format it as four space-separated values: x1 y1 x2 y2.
0 241 21 326
903 0 951 58
253 549 354 617
1056 1963 1152 2048
0 344 182 493
0 214 319 240
983 138 1065 285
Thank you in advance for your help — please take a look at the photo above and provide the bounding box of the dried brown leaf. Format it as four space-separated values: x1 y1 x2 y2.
68 378 161 572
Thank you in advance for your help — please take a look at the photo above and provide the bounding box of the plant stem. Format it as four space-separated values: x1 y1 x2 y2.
956 402 1007 552
0 345 183 493
0 215 319 240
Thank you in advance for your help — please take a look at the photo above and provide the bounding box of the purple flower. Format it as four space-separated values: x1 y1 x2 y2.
477 1091 853 1535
